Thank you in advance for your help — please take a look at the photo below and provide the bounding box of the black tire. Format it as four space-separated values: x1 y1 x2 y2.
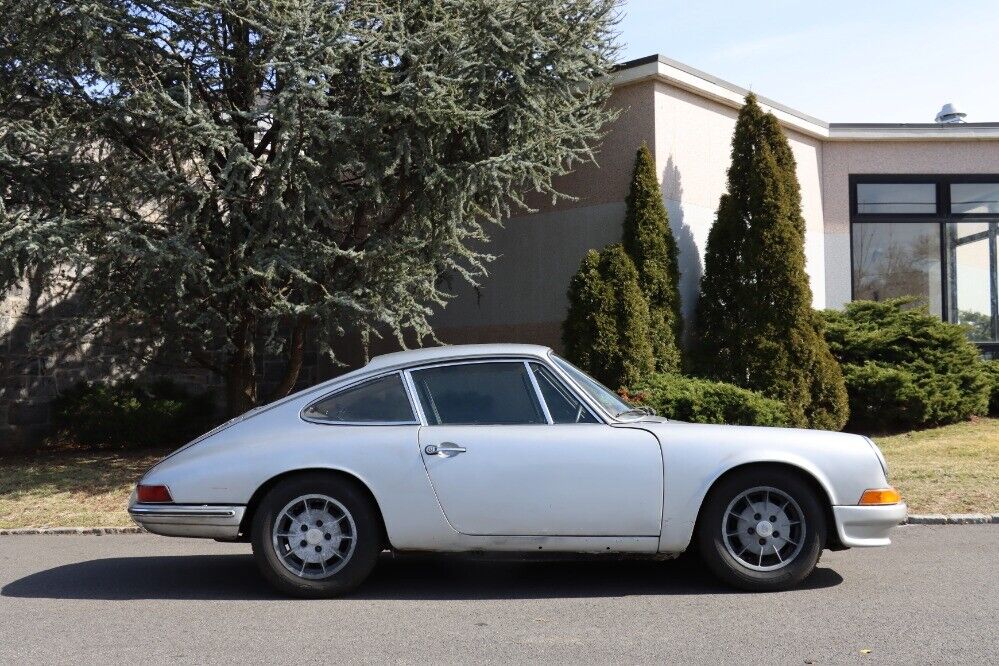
696 467 826 592
251 473 382 598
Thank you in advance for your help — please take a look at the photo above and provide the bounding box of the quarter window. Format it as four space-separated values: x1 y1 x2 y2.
529 363 599 424
411 362 546 425
303 374 416 423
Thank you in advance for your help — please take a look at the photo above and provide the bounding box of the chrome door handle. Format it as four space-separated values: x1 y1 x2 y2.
425 442 466 457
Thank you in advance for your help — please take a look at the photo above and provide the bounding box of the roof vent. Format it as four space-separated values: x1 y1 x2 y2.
935 103 967 124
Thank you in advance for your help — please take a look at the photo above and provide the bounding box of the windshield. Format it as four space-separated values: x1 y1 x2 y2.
550 355 633 417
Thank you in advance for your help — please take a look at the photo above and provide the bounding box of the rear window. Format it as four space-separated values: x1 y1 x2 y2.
303 374 416 423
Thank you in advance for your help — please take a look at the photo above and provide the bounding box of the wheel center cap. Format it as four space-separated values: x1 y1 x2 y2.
305 528 324 545
756 520 774 537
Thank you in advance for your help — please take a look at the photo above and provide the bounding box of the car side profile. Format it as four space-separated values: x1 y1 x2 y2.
128 344 905 596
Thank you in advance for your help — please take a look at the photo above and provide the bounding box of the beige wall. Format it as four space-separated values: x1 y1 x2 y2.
651 81 827 320
434 77 833 350
821 141 999 309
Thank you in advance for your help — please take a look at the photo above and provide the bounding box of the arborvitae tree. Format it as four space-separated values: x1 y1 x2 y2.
622 143 682 373
0 0 618 417
563 245 655 389
693 95 848 429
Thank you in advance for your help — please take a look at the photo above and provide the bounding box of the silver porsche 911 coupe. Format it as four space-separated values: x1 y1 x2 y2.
129 344 905 597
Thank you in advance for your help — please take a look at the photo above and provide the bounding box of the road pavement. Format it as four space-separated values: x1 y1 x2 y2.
0 525 996 664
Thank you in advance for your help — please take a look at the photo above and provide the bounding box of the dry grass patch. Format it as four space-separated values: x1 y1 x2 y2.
874 417 999 515
0 449 167 529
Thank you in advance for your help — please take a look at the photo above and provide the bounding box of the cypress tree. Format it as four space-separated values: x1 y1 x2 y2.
694 95 848 429
563 245 655 389
622 143 682 373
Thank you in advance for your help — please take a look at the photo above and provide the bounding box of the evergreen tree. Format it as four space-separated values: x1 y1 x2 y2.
693 95 848 429
563 245 655 389
622 143 682 373
0 0 618 417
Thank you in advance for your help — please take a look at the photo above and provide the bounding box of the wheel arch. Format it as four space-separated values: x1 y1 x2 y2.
238 468 389 547
693 461 842 550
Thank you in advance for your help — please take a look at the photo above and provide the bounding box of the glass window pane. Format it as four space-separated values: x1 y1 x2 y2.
951 183 999 214
530 363 599 424
947 222 996 341
550 355 631 415
856 183 936 214
303 374 415 423
411 362 545 425
852 222 943 316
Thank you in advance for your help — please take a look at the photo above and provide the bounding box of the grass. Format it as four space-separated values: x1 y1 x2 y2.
873 417 999 515
0 449 168 529
1 418 996 529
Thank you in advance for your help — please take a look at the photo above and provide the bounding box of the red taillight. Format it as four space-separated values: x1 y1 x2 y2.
137 484 173 503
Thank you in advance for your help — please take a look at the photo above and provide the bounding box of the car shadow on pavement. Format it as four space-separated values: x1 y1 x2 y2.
1 552 843 601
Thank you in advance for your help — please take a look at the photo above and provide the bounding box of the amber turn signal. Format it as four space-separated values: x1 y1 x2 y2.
858 487 901 505
137 484 173 503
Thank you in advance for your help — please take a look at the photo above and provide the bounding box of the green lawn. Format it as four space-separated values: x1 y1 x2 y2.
872 417 999 515
0 449 168 529
1 418 997 529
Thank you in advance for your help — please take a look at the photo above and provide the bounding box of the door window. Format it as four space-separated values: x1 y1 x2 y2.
529 363 599 424
303 374 416 423
411 362 546 425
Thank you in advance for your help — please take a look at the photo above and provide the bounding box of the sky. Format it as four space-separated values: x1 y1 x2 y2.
616 0 999 123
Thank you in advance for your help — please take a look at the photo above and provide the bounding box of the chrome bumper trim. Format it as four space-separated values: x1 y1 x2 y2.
832 503 907 548
128 503 246 540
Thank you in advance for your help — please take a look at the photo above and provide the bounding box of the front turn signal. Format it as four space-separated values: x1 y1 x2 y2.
859 487 901 505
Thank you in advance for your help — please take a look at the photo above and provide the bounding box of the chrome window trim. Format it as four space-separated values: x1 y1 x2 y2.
300 370 421 426
403 358 559 426
528 361 602 424
524 361 554 424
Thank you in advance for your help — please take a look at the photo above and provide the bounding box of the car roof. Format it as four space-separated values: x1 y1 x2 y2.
363 343 553 373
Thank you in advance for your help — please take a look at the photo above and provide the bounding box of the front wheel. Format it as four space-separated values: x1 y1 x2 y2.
251 473 381 598
696 467 826 591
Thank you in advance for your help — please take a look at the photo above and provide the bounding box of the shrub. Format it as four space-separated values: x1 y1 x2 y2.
51 379 216 449
983 359 999 416
692 94 847 430
821 299 990 431
627 373 790 427
622 143 682 373
563 245 655 389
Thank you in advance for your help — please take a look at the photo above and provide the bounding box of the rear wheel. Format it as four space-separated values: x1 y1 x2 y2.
696 467 826 591
251 473 381 597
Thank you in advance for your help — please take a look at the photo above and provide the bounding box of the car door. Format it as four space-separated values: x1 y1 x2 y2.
408 359 663 536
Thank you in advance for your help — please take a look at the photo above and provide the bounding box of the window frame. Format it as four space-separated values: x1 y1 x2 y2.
300 370 421 426
849 174 999 352
402 357 609 426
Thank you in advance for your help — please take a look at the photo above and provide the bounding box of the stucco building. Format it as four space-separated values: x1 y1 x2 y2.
430 54 999 357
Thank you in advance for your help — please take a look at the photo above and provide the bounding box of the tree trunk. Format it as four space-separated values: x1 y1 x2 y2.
224 322 257 418
269 316 309 402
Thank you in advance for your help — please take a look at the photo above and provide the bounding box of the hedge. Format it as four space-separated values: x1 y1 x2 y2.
51 379 216 449
627 373 790 427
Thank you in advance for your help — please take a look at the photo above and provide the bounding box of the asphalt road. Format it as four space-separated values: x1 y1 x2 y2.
0 525 996 664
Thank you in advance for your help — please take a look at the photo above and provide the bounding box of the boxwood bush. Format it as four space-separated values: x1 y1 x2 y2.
51 379 216 449
821 299 990 432
626 373 790 427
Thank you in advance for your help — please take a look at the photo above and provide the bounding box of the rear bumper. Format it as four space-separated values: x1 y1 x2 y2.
832 503 907 547
128 502 245 540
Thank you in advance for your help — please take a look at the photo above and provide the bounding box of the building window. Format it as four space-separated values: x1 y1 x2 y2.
850 175 999 348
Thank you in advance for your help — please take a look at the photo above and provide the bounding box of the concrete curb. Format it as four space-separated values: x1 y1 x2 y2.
0 526 145 536
905 514 999 525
